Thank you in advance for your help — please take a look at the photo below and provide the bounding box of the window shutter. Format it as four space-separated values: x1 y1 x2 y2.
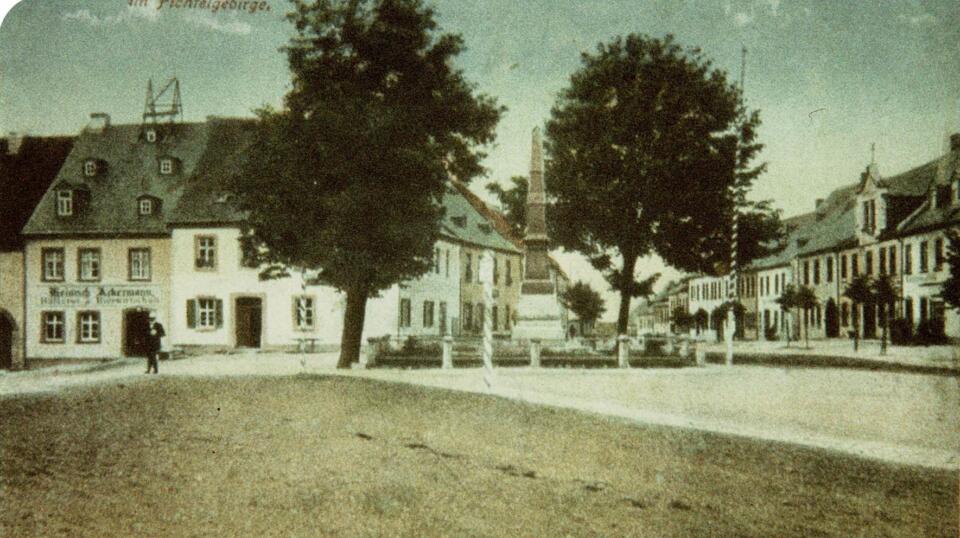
215 299 224 328
187 299 196 328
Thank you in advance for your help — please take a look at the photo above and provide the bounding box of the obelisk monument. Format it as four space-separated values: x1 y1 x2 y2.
512 127 566 341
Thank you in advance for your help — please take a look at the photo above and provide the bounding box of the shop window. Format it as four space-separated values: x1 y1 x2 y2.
195 235 217 269
78 248 101 281
129 248 151 281
41 311 65 343
56 190 74 216
77 311 101 343
42 248 64 282
293 296 315 330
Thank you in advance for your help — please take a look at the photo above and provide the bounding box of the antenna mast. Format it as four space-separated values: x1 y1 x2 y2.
142 77 183 124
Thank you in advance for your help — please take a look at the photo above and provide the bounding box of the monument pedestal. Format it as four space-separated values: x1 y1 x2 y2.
512 283 565 342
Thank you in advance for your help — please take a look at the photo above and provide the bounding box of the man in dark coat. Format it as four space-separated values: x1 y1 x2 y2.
146 314 165 374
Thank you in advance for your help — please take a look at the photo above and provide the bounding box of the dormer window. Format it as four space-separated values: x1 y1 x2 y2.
56 190 73 216
160 159 173 175
145 129 157 143
861 199 876 234
84 160 97 177
139 198 153 215
137 195 160 216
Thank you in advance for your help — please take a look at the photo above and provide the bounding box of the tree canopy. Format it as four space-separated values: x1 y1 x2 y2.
485 176 528 239
942 230 960 315
560 280 606 335
231 0 502 367
545 34 778 334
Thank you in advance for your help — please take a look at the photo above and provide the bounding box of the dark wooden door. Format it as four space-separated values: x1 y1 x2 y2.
124 310 151 357
0 315 12 369
235 298 262 348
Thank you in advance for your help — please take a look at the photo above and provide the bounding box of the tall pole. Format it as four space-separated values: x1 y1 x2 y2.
480 250 495 387
726 45 747 366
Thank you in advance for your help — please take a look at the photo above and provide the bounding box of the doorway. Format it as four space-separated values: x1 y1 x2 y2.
862 304 877 339
235 297 262 348
124 309 151 357
0 312 13 369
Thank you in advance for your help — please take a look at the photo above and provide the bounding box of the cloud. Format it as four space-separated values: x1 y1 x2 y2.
62 6 160 26
181 11 252 35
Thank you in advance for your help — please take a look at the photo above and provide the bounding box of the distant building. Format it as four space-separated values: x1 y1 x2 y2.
0 134 74 368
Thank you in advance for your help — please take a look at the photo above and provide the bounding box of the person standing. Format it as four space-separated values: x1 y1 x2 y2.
146 315 165 374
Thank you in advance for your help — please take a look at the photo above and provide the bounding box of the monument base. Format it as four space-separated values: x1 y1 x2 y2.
512 291 566 341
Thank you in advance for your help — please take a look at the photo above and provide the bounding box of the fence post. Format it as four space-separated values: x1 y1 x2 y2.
679 338 689 359
530 338 541 368
664 335 675 355
695 341 706 367
617 335 630 368
442 336 454 369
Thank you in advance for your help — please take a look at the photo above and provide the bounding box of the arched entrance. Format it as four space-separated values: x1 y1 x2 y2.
0 310 14 369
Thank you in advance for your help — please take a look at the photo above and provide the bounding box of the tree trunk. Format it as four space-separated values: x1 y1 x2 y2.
615 254 638 336
803 309 809 349
852 305 860 352
783 310 790 345
337 287 369 368
881 304 888 355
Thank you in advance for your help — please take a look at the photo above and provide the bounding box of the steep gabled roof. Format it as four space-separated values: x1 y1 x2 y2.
880 159 940 197
440 183 520 253
22 122 211 236
897 149 960 234
0 136 75 249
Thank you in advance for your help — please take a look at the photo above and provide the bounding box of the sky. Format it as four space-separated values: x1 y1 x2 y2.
1 0 958 321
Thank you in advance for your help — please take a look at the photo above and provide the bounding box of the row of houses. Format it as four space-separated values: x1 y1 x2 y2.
0 111 569 368
635 134 960 343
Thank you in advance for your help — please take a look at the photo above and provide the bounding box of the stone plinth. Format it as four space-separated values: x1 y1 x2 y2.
512 287 565 341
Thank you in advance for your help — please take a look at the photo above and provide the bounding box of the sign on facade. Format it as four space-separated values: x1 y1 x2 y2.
34 285 162 309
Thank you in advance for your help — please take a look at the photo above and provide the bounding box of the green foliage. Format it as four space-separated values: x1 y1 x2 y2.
776 284 799 311
485 176 528 238
544 34 776 334
795 286 819 310
843 274 874 306
231 0 502 366
670 306 693 331
942 230 960 314
560 280 607 327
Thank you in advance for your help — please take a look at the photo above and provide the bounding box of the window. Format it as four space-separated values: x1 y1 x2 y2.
920 297 928 322
77 311 100 343
439 302 447 335
84 160 97 177
445 250 450 277
888 246 896 275
935 238 944 271
841 255 847 280
139 198 153 215
56 190 73 216
41 311 65 343
879 249 887 275
865 251 873 276
434 248 440 274
78 249 101 281
851 254 859 276
826 257 833 282
195 236 217 269
42 248 64 282
919 241 928 273
423 301 435 328
506 260 513 286
936 185 951 209
904 297 914 324
493 258 500 285
128 248 151 281
492 305 499 331
841 303 849 327
192 298 221 330
813 259 821 285
145 129 157 143
464 254 472 282
803 261 810 285
159 158 174 175
505 305 511 330
475 303 484 331
904 244 913 274
399 298 412 328
293 296 315 330
463 302 473 332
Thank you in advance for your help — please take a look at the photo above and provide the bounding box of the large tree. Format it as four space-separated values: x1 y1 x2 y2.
485 176 527 238
843 274 874 352
232 0 501 367
545 34 777 335
795 286 819 349
560 280 606 337
872 274 898 354
942 230 960 333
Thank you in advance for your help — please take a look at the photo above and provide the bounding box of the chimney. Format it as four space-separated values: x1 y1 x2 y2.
86 113 111 133
6 132 24 155
951 133 960 152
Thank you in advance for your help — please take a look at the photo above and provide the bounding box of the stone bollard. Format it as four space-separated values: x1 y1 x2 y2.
617 335 630 368
679 339 689 359
664 336 675 355
442 336 454 369
530 339 541 368
695 342 706 367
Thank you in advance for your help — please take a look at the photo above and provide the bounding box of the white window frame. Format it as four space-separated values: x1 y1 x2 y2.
129 248 151 281
197 298 217 329
42 249 64 281
159 159 174 175
42 311 65 343
145 129 157 143
139 198 153 215
84 160 97 177
78 249 100 281
294 296 315 330
195 235 217 270
56 190 73 216
78 311 100 343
